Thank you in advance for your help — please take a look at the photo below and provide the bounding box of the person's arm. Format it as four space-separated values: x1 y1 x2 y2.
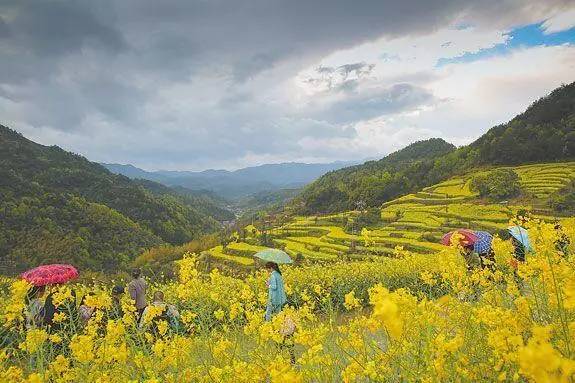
127 282 137 300
269 273 278 291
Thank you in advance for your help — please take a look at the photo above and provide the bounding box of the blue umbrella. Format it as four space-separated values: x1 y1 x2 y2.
508 226 532 252
473 231 493 254
254 248 293 264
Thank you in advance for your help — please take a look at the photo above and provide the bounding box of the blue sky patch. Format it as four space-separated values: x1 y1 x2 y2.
437 23 575 66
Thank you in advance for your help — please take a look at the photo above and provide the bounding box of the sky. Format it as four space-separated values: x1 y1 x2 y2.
0 1 574 171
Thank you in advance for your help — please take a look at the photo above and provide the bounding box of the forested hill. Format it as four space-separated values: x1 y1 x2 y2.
0 126 231 273
471 82 575 165
297 81 575 214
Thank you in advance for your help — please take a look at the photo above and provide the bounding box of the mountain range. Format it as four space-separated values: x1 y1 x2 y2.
1 81 574 273
102 161 360 200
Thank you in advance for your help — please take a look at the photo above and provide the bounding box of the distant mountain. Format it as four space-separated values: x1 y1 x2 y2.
297 81 575 213
234 188 302 218
0 126 232 273
102 160 360 200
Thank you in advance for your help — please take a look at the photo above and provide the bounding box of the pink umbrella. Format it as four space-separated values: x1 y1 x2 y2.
21 264 79 286
441 229 478 247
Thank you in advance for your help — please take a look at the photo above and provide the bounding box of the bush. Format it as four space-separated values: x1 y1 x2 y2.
355 207 382 229
419 232 437 242
548 180 575 214
470 168 522 200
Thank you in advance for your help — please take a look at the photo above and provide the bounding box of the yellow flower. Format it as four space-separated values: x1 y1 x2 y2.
48 334 62 344
49 354 69 376
214 309 225 321
2 279 31 326
19 328 49 353
26 373 43 383
343 291 361 311
420 271 437 286
70 335 95 363
368 285 404 339
1 366 24 382
52 312 67 323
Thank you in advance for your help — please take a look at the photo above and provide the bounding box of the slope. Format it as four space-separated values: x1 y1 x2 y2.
0 126 228 273
297 82 575 214
202 161 575 267
296 138 456 213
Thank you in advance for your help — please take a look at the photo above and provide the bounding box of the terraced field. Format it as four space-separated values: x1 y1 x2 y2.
204 162 575 266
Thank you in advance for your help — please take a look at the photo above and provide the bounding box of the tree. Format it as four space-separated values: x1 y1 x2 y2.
470 169 522 200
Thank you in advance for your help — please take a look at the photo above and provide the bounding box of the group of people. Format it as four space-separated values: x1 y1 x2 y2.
456 223 570 271
24 264 287 336
24 268 181 333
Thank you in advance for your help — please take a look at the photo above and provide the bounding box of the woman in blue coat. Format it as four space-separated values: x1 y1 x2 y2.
264 262 287 321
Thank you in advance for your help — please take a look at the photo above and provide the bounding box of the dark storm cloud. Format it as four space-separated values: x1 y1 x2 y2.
0 16 9 38
7 0 124 56
0 0 573 168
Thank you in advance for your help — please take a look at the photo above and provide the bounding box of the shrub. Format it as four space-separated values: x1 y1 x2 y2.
355 207 382 229
548 180 575 214
470 169 522 200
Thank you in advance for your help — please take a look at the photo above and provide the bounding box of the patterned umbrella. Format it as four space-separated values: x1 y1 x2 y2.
508 226 532 252
473 231 493 254
21 264 79 286
441 229 478 247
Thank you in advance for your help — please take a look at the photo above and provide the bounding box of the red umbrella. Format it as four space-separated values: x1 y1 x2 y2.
441 230 478 247
21 264 79 286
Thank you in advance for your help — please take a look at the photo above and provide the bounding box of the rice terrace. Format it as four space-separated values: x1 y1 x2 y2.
1 1 575 382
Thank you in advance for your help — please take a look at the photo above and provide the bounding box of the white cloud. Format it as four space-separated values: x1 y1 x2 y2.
542 8 575 34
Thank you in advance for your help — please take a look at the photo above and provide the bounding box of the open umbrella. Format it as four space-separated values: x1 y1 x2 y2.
508 226 532 252
21 264 78 286
441 229 478 247
473 231 493 254
254 248 293 264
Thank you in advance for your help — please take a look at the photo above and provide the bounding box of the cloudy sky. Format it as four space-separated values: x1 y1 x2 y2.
1 1 574 170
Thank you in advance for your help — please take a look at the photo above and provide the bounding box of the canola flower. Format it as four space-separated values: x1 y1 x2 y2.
0 219 574 382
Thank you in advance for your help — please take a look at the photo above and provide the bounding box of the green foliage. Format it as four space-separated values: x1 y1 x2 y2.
132 234 221 277
548 180 575 215
470 169 522 200
297 82 575 214
0 126 230 274
355 207 382 229
473 83 575 164
296 138 456 213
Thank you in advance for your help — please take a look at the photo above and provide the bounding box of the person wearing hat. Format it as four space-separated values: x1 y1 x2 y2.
108 285 125 320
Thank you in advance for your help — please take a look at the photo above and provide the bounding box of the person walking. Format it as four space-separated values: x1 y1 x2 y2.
127 268 147 319
508 225 532 263
264 262 287 322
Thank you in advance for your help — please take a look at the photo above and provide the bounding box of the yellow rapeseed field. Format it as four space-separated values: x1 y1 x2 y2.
1 218 574 382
